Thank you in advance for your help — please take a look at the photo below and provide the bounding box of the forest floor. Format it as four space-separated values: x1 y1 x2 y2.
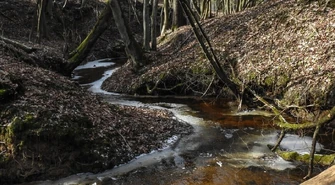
103 0 335 120
0 0 192 184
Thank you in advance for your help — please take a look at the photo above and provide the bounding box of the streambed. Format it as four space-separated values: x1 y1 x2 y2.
28 59 325 185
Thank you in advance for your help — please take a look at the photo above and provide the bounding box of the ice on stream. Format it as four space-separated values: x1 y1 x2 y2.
73 59 323 173
42 59 325 185
74 58 116 70
221 131 324 171
86 69 120 95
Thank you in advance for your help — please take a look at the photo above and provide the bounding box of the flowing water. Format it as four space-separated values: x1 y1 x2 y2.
29 59 327 185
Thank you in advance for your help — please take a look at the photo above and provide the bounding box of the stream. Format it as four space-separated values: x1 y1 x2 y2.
30 59 326 185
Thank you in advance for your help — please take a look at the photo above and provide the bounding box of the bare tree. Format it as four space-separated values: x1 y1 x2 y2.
161 0 171 35
143 0 150 50
66 0 144 74
200 0 211 19
29 0 53 43
66 2 113 74
109 0 145 69
151 0 159 50
172 0 187 30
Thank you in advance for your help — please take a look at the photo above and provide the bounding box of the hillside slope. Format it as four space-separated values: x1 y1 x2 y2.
103 0 335 118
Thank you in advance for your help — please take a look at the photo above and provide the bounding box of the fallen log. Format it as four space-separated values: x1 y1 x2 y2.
301 165 335 185
0 36 37 53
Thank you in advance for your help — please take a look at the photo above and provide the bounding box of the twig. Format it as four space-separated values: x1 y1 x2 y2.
171 32 193 55
271 129 286 152
0 12 14 22
115 129 132 152
201 75 215 97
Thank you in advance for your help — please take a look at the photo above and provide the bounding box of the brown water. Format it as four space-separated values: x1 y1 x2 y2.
25 59 326 185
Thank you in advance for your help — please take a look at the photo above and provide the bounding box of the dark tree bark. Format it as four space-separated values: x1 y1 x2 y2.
151 0 159 50
109 0 145 69
66 3 113 74
200 0 211 19
66 0 144 75
179 0 239 97
30 0 52 43
143 0 150 50
161 0 171 34
172 0 187 30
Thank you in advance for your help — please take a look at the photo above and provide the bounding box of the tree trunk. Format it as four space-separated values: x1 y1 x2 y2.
66 0 144 75
109 0 144 69
66 3 113 74
30 0 50 43
143 0 150 50
179 0 239 97
151 0 159 50
160 0 171 35
172 0 187 31
200 0 210 19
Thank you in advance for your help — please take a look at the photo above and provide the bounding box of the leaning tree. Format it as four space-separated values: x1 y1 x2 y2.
66 0 144 75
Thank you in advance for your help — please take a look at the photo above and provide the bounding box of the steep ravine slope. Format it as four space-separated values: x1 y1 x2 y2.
103 0 335 117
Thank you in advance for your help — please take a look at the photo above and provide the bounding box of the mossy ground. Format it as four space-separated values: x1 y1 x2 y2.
277 149 335 166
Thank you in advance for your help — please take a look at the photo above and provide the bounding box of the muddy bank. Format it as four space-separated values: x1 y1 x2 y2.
102 0 335 117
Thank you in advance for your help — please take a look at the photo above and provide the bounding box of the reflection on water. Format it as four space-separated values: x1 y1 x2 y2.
26 59 325 185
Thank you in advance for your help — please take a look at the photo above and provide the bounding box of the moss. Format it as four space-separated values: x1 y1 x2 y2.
0 89 6 96
247 71 258 82
191 65 211 75
278 150 299 161
158 72 166 80
276 75 290 87
264 76 275 86
9 114 37 135
0 114 38 154
277 150 335 165
276 120 316 130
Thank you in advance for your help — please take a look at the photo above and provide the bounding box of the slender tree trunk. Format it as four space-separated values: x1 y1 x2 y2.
161 0 171 35
304 125 321 179
33 0 49 43
66 0 144 75
143 0 150 50
172 0 187 31
179 0 239 97
200 0 211 19
151 0 159 50
109 0 144 69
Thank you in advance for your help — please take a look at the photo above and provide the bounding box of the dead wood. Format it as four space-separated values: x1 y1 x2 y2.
0 36 37 53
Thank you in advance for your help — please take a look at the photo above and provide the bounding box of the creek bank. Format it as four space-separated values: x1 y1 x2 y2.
101 1 335 181
0 1 193 184
102 0 335 120
0 55 192 184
